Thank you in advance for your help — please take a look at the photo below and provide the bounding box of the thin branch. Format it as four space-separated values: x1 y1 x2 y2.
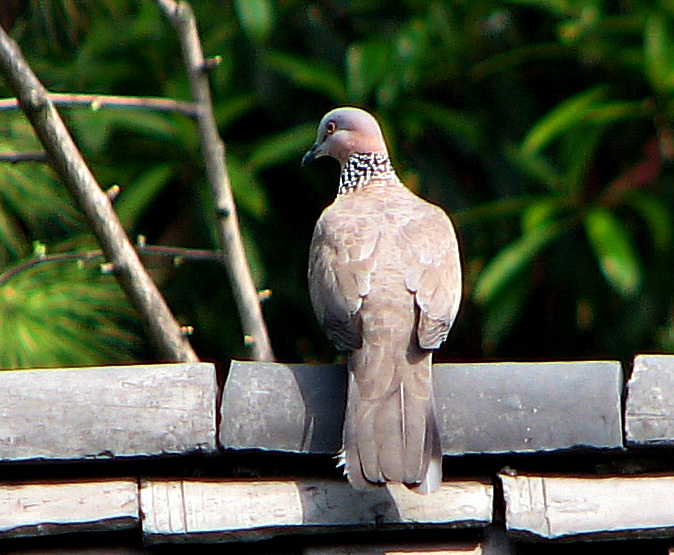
0 27 198 363
0 251 103 287
0 244 222 288
137 244 222 261
156 0 275 361
0 93 199 117
0 151 47 163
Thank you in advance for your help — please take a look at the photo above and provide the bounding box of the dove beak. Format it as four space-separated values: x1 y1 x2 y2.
302 143 318 166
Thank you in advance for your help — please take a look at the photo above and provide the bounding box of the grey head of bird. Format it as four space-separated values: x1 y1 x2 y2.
302 107 388 167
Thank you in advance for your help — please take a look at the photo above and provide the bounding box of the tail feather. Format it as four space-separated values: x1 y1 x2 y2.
341 345 442 493
340 371 378 490
373 383 407 480
412 399 442 494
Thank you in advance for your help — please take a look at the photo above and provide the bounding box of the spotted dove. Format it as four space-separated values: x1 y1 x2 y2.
303 107 462 494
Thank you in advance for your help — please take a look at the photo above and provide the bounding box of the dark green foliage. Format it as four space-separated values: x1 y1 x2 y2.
0 260 143 368
1 0 673 368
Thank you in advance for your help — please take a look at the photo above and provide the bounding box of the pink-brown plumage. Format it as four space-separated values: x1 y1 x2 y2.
304 107 462 493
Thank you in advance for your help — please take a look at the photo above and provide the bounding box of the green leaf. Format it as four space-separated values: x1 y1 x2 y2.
472 43 570 81
506 0 577 18
404 100 482 152
227 154 268 219
247 123 316 172
0 209 24 258
239 220 265 287
507 144 563 191
233 0 274 43
521 197 564 233
625 192 673 253
115 164 175 229
559 124 603 195
0 115 80 251
265 52 347 103
346 40 391 101
68 109 179 154
645 13 674 95
521 86 607 155
583 207 642 296
579 100 648 124
474 220 566 305
482 271 530 352
454 195 550 228
214 94 256 130
557 4 601 44
0 163 80 249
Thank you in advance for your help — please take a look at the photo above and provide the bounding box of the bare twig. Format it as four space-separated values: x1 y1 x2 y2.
0 151 47 163
0 27 198 363
0 251 103 287
0 93 198 117
136 243 222 262
156 0 275 361
0 244 222 288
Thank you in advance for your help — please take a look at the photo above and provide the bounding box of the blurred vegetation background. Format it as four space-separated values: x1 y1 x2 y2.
0 0 673 369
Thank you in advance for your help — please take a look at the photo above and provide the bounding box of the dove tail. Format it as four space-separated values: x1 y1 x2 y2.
340 344 442 493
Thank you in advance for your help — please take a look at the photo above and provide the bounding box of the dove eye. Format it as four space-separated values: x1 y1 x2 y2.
325 121 336 134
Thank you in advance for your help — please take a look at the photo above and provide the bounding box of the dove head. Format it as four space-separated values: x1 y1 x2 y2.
302 107 388 167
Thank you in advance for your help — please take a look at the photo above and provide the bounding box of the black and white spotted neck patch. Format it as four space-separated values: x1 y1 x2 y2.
338 153 398 195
